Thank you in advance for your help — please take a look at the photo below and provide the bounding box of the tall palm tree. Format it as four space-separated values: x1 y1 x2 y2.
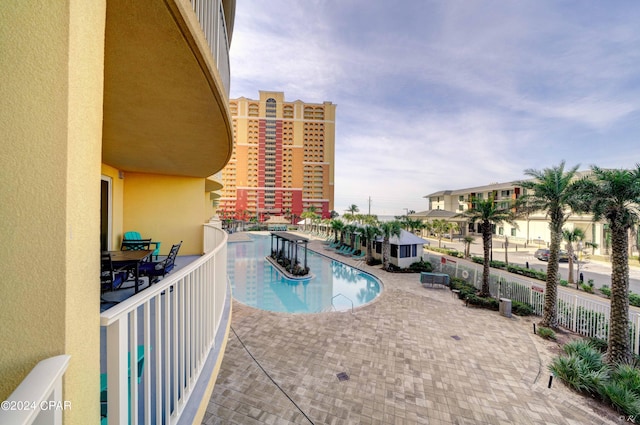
518 161 581 329
459 197 515 297
380 221 402 271
562 227 585 285
362 224 380 264
346 204 359 216
574 165 640 365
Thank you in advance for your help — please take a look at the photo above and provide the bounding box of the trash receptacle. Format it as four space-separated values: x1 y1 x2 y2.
499 298 512 318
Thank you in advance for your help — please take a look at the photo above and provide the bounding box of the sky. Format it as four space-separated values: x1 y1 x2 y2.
228 1 640 216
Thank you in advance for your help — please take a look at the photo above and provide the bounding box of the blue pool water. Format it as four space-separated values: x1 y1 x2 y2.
227 233 381 313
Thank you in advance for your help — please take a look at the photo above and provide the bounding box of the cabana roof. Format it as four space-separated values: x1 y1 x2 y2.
270 231 310 243
376 229 428 245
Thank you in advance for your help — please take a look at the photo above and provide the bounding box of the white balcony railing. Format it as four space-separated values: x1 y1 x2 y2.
100 225 228 424
0 355 71 425
190 0 231 95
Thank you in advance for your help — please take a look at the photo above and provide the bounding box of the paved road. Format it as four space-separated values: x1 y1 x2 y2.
433 237 640 294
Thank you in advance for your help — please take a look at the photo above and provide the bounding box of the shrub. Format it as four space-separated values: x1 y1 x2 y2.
600 381 640 417
367 258 382 266
425 247 464 258
549 354 590 392
551 340 640 418
611 364 640 397
581 283 594 293
559 279 569 287
489 260 507 269
511 301 534 316
466 294 499 310
630 293 640 308
586 337 608 353
408 260 433 273
600 285 611 298
537 327 556 340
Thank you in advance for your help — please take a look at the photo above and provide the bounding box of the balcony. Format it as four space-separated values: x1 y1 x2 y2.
99 225 229 424
102 0 233 178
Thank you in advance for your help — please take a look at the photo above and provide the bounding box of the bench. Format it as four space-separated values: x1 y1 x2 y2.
420 272 450 288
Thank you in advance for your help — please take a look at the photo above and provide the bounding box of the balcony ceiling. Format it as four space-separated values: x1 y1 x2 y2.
102 0 233 178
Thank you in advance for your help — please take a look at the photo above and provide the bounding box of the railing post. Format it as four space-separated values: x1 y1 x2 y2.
635 314 640 356
571 295 578 333
107 317 129 425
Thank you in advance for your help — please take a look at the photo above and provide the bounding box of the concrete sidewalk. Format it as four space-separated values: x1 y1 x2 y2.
203 237 621 425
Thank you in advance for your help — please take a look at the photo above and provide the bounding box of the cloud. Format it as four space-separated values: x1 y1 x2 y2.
229 0 640 215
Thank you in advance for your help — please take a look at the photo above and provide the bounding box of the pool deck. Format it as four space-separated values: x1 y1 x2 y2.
203 234 621 425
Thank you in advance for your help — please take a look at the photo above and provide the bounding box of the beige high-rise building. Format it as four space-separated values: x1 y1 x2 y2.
222 91 336 221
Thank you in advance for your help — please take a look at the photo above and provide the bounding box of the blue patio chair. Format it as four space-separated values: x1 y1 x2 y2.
139 241 182 283
101 251 134 301
122 231 161 259
100 345 148 424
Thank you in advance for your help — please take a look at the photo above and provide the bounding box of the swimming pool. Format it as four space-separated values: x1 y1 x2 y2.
227 233 381 313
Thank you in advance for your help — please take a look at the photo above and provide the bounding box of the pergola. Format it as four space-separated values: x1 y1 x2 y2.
270 231 309 275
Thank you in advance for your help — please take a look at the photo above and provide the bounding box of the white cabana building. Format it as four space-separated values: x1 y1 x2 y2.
374 230 429 268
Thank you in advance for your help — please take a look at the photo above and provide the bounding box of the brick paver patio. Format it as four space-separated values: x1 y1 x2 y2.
203 237 622 425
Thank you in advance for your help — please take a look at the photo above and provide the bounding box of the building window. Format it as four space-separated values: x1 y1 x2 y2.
511 228 516 237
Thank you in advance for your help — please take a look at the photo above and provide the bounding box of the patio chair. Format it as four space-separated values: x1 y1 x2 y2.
122 231 161 259
100 251 134 298
139 241 182 283
100 345 147 424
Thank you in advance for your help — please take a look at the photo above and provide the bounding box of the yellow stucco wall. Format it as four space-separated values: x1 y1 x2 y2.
0 1 105 424
123 173 206 256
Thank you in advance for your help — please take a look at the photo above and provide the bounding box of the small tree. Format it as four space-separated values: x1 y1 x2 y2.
458 197 516 297
463 236 475 258
362 224 381 264
380 221 402 271
562 227 585 285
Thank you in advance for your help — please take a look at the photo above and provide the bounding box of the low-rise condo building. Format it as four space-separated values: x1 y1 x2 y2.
416 176 638 258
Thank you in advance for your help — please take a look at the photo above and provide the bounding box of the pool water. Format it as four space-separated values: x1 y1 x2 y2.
227 234 381 313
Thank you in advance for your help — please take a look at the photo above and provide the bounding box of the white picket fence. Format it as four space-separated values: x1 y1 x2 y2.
424 253 640 355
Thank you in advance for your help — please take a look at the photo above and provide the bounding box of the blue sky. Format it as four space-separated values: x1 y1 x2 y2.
228 1 640 216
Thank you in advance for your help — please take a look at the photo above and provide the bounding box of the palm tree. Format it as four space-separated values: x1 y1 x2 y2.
458 196 515 297
518 161 581 329
573 165 640 365
301 211 318 232
431 219 449 248
380 221 402 271
361 224 380 264
329 219 344 244
463 236 475 258
346 204 359 216
562 227 585 285
343 224 358 249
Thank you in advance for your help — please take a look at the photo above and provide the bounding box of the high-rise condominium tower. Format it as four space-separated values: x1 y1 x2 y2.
221 91 336 221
